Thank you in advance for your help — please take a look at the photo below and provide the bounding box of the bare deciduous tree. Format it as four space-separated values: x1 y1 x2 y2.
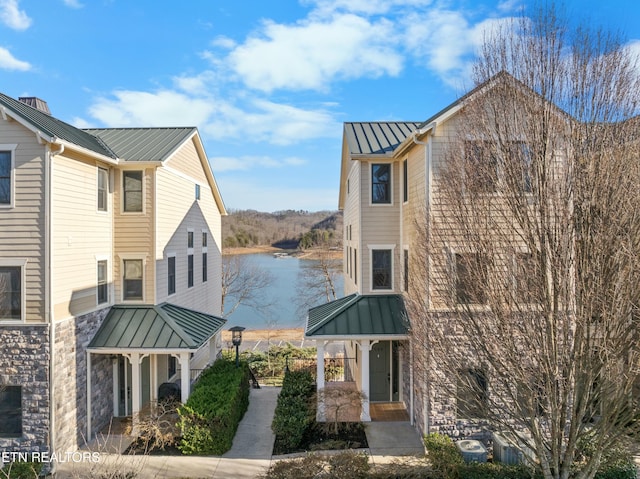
221 255 275 318
295 250 341 317
406 4 640 479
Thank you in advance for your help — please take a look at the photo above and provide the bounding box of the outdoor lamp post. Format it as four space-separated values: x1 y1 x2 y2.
229 326 245 368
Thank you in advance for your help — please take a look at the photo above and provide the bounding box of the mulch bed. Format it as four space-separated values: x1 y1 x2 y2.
124 437 184 456
273 422 368 455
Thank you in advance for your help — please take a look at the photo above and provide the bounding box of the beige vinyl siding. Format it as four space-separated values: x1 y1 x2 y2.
402 144 427 249
114 167 155 303
342 159 361 295
0 119 46 322
155 166 222 316
360 160 401 294
164 138 208 184
51 154 114 320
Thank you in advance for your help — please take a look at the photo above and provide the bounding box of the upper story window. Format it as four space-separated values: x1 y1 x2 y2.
123 171 143 213
403 159 408 203
514 252 536 303
465 141 498 193
123 259 143 301
195 184 201 200
168 255 176 296
97 260 108 305
371 164 391 204
372 249 392 290
454 253 487 305
98 168 109 212
465 140 532 193
0 386 22 437
202 232 207 248
187 231 194 249
0 146 17 208
0 265 21 321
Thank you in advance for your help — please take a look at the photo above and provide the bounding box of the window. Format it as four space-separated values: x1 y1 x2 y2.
514 252 536 303
187 255 194 288
404 249 409 292
123 171 143 212
0 148 15 207
202 232 207 248
97 260 108 304
187 231 194 249
168 356 176 378
354 249 357 285
455 253 487 304
372 249 392 290
195 184 201 200
97 168 108 212
202 253 208 282
167 256 176 295
457 368 488 419
465 141 498 193
0 266 21 321
0 386 22 437
123 259 143 300
371 164 391 204
403 159 408 202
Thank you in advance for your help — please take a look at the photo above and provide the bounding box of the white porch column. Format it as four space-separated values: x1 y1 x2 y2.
86 351 92 440
130 352 141 424
150 355 158 403
360 339 371 421
316 340 326 421
180 352 190 403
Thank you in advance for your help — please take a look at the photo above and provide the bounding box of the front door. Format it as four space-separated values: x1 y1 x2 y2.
369 342 390 402
117 357 132 417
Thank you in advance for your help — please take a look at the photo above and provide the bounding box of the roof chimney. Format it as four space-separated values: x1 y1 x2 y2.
18 97 51 115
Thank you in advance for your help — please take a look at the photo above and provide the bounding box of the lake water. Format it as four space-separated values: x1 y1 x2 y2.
223 253 344 330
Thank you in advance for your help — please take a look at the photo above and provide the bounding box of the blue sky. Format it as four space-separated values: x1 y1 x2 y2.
1 0 638 212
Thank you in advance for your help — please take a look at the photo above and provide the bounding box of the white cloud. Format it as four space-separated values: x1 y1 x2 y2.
210 155 307 172
62 0 83 8
305 0 433 16
88 90 215 127
0 0 31 30
0 46 30 70
227 13 402 92
86 86 339 146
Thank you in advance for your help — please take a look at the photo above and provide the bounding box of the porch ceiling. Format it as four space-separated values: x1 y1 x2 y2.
88 303 226 350
306 294 409 338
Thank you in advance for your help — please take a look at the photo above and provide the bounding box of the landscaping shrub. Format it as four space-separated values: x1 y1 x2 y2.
423 433 464 479
262 452 369 479
177 358 250 455
0 461 42 479
271 370 315 452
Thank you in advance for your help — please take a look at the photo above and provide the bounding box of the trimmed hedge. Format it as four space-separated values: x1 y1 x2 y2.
271 370 315 452
177 358 250 455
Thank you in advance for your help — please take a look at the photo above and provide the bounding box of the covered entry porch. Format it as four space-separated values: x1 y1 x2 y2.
305 294 410 422
86 303 226 438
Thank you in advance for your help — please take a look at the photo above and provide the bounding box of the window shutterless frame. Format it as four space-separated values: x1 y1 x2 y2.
0 145 17 209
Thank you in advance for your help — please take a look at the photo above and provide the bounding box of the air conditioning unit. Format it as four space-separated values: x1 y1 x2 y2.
456 439 487 463
493 431 536 465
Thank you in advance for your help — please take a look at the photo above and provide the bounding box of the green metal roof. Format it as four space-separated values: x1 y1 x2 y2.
344 122 420 156
84 127 196 162
306 294 409 337
89 303 226 350
0 93 117 159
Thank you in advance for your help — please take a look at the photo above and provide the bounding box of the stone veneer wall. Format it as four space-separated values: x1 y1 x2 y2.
409 311 491 441
0 325 50 454
53 307 112 452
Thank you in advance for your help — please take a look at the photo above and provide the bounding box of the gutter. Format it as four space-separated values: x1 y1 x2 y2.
47 143 63 473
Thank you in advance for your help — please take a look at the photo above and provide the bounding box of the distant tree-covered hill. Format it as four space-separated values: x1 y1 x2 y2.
222 209 343 250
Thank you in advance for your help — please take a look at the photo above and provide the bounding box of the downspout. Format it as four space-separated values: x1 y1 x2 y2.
47 142 63 471
411 123 435 435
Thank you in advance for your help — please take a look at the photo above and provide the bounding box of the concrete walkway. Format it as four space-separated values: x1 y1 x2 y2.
55 387 424 478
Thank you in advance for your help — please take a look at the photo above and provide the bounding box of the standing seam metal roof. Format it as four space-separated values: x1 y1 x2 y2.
88 303 226 350
344 122 420 156
0 92 117 159
84 127 196 162
306 294 409 337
